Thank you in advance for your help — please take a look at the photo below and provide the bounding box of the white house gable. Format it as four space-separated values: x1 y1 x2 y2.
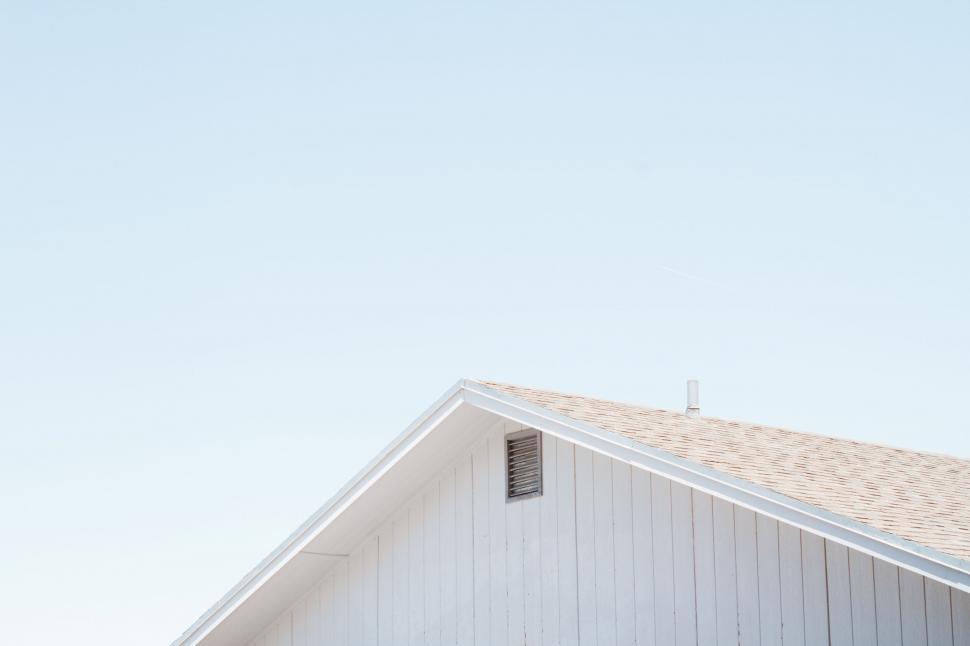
246 422 970 646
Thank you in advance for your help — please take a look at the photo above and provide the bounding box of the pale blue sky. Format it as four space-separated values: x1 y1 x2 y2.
2 1 969 644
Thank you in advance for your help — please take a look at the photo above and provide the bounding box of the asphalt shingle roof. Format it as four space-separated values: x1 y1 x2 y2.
481 381 970 564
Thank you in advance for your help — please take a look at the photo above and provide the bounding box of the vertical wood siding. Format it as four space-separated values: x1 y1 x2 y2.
250 422 970 646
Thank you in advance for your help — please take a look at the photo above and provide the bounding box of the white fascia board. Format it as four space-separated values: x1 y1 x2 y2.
463 382 970 593
173 380 470 646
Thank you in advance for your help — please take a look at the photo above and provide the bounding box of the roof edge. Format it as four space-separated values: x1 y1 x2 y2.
464 380 970 593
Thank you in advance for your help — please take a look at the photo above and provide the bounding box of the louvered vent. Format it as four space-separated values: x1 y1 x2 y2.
506 430 542 501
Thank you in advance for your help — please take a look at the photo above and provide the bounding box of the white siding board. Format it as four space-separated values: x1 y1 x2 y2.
472 440 491 646
347 550 362 646
293 600 306 646
800 532 828 646
873 558 902 646
825 540 852 646
439 468 458 646
574 445 597 646
334 561 348 646
488 428 508 646
279 611 293 646
898 568 927 646
593 451 618 646
393 514 410 646
756 514 782 646
632 467 656 646
613 462 636 646
455 455 475 645
321 577 334 646
378 525 392 646
671 481 697 646
778 522 804 646
652 474 676 646
926 579 954 646
523 495 543 646
424 484 441 646
362 537 379 646
506 489 525 646
712 497 738 646
557 438 580 646
692 490 716 646
848 550 877 646
952 588 970 646
541 433 561 646
307 586 321 646
735 506 760 646
409 504 425 646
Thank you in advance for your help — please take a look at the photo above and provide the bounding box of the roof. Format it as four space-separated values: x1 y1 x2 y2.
175 378 970 645
480 381 970 563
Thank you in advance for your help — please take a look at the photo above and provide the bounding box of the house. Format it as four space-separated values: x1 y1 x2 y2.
175 380 970 646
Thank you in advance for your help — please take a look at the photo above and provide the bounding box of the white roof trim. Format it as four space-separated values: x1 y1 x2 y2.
175 379 970 645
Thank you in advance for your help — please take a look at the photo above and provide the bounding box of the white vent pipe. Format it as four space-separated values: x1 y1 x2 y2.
686 380 700 418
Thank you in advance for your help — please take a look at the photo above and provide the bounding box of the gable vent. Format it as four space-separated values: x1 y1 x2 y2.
506 430 542 501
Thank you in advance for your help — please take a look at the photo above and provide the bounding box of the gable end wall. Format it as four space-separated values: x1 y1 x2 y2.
249 422 970 646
